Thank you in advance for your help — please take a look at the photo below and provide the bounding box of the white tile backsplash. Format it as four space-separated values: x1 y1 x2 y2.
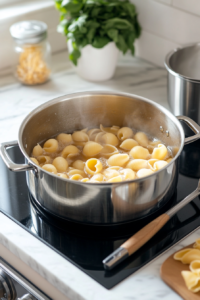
132 0 200 66
173 0 200 17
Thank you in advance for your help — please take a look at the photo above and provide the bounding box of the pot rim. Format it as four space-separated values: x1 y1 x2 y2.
165 43 200 83
18 90 185 185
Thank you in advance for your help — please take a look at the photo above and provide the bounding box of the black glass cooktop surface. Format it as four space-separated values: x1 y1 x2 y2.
1 142 200 289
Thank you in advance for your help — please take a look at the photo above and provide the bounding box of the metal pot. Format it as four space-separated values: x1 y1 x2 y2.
165 44 200 128
1 91 200 225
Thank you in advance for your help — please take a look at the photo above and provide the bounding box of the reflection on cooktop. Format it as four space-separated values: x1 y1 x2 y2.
1 144 200 289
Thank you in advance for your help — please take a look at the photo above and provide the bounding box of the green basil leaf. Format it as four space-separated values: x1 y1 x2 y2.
61 0 83 13
92 36 110 48
103 18 133 30
107 29 118 43
116 34 128 54
69 48 81 65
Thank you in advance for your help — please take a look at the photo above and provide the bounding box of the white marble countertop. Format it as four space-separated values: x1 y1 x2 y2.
0 50 197 300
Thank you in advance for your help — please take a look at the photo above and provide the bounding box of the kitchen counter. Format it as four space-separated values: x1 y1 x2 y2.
0 50 198 300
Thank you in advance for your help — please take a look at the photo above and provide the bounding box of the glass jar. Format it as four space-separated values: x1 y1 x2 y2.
10 20 51 85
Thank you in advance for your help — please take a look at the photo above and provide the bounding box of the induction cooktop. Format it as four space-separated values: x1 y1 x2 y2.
1 141 200 289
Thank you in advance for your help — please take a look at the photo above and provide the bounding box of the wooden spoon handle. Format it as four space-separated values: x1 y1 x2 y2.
122 213 170 255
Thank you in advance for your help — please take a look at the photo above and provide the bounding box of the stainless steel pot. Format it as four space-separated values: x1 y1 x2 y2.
1 91 200 225
165 44 200 127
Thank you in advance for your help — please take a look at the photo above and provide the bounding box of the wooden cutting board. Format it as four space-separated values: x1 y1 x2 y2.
160 244 200 300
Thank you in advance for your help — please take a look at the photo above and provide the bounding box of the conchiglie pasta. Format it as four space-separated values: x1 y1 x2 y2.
72 160 85 170
56 133 72 145
62 145 80 159
43 139 59 153
107 154 129 167
134 132 149 147
85 158 103 175
174 249 200 264
83 141 103 157
53 157 68 173
117 127 133 141
120 139 138 150
120 168 136 180
129 146 150 160
32 144 43 157
42 164 57 174
30 157 39 166
31 125 173 182
152 144 168 160
126 159 148 171
137 169 154 178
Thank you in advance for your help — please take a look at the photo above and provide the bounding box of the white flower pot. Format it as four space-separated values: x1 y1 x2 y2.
68 41 119 82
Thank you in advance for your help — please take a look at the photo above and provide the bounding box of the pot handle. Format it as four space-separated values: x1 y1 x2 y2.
177 115 200 145
0 141 34 172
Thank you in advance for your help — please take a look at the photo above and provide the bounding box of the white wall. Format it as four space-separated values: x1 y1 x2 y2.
132 0 200 66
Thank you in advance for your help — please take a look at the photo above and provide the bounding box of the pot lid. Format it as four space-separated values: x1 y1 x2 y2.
10 20 47 44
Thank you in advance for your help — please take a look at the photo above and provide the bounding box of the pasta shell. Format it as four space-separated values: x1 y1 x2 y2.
72 160 85 171
190 260 200 274
43 139 59 153
95 132 105 143
56 133 72 145
120 139 138 150
72 131 89 142
100 124 120 135
71 174 83 181
120 168 136 180
30 157 39 166
42 164 57 174
32 144 43 157
87 128 101 141
57 173 68 179
85 158 103 175
117 127 133 141
107 153 129 167
90 174 104 182
152 144 168 160
107 175 123 183
61 145 80 159
126 159 148 171
181 271 200 293
68 169 85 177
37 156 51 165
134 132 149 147
103 168 119 179
53 157 68 173
81 178 90 182
194 238 200 250
137 169 154 178
166 158 173 163
154 160 168 171
101 133 119 146
130 146 150 160
148 159 159 171
82 141 103 157
100 144 118 157
174 249 200 264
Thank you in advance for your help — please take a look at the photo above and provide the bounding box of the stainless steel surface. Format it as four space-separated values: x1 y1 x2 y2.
18 294 37 300
176 115 200 144
165 44 200 128
10 21 47 44
1 91 200 224
103 247 129 270
167 179 200 218
0 141 34 172
0 268 16 300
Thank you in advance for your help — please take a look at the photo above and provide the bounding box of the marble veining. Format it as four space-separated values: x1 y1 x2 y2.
0 50 193 300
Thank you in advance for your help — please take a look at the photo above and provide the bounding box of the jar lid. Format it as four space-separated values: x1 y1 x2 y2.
10 20 47 44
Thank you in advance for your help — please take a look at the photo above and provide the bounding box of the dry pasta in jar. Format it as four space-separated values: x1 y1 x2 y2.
30 124 174 183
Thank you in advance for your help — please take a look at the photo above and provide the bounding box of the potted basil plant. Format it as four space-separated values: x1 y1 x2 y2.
55 0 141 81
